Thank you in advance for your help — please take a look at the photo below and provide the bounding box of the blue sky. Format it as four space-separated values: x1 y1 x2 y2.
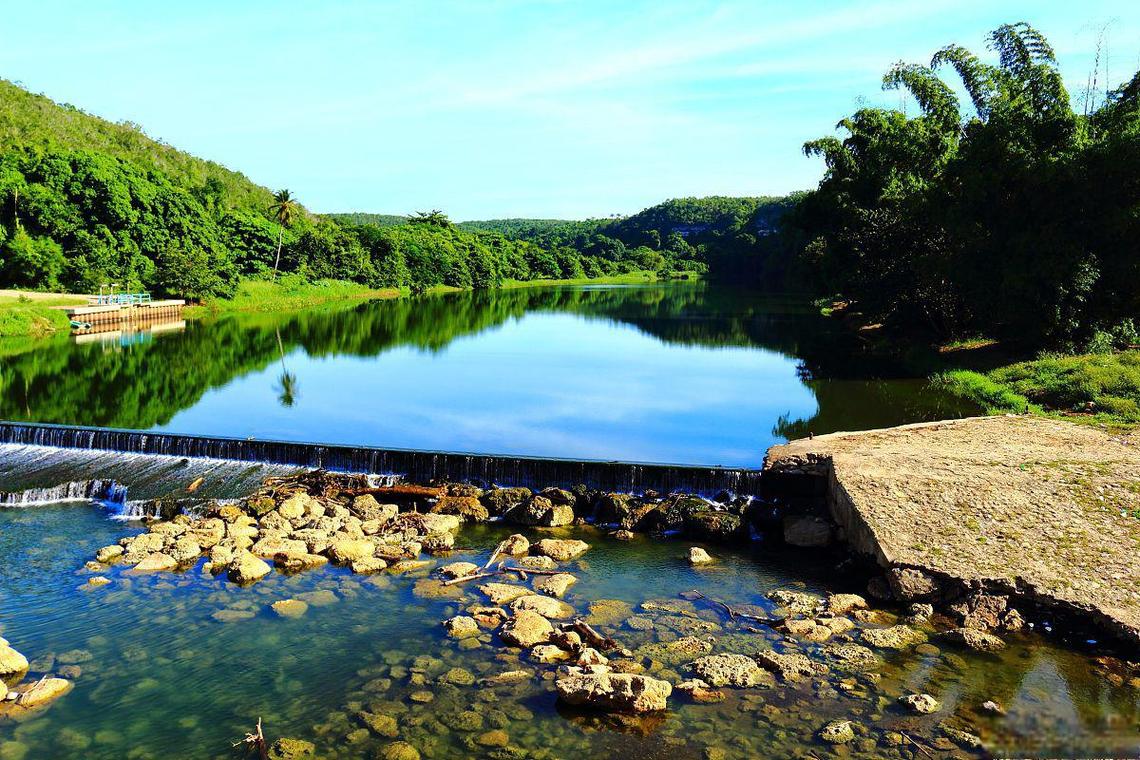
2 1 1137 219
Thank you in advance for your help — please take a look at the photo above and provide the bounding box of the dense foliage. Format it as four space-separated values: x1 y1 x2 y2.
791 23 1140 351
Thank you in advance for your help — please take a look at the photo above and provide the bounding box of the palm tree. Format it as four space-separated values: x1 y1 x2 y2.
269 189 299 281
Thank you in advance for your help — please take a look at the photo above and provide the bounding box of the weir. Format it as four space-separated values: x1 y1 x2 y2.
0 421 764 497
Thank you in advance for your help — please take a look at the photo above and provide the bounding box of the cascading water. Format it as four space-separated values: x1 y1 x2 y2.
0 479 128 508
0 421 764 496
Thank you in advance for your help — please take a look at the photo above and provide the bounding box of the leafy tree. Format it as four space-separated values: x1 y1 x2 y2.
268 189 299 282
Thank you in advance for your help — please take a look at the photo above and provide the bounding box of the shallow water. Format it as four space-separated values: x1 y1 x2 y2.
0 504 1136 759
0 285 976 467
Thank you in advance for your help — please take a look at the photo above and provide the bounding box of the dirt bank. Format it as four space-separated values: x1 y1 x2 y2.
765 416 1140 647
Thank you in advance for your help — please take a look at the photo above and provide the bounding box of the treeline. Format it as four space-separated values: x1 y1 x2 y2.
789 23 1140 351
0 80 635 299
459 195 802 284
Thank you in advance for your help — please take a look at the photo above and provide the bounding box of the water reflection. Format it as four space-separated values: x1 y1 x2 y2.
0 285 976 466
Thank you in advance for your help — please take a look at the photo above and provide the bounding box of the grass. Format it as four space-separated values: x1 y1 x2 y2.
500 270 664 289
185 277 401 316
935 350 1140 426
0 295 79 338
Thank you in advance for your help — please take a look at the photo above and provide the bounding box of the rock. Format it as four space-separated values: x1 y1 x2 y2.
861 625 928 650
328 538 375 564
887 567 939 600
430 496 489 522
949 593 1008 630
821 643 878 672
651 494 709 533
1001 608 1026 632
276 494 310 520
612 529 636 541
981 699 1005 715
500 534 530 556
418 514 461 534
533 573 577 597
555 672 671 713
818 720 855 744
480 487 531 515
899 693 941 714
940 627 1006 653
441 667 475 686
228 552 272 584
688 547 714 565
905 602 935 624
825 593 868 615
0 646 29 677
510 594 575 620
499 610 554 648
267 737 316 760
636 636 713 666
940 723 982 749
296 589 339 607
271 599 309 619
86 576 111 588
586 599 633 626
532 539 589 561
379 741 421 760
479 582 531 605
767 589 823 615
541 503 576 527
55 649 92 665
168 536 202 564
275 553 329 572
475 730 509 748
675 678 725 704
134 553 178 572
687 654 774 688
753 650 827 683
443 616 480 639
212 608 256 623
503 495 555 526
684 511 744 542
251 536 308 559
531 644 571 663
95 545 124 563
15 678 71 708
421 532 455 554
350 557 389 574
782 515 832 547
440 561 479 580
593 493 636 524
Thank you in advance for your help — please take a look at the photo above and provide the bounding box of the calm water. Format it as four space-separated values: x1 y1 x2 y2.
0 503 1136 759
0 284 974 466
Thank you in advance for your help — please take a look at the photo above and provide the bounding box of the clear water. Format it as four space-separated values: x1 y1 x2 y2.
0 284 975 467
0 503 1136 759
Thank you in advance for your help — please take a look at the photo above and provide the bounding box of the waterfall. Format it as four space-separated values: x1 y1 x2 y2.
0 479 127 507
0 421 764 496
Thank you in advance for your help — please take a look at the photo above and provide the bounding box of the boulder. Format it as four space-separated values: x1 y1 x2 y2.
15 677 71 708
688 547 714 565
684 511 744 542
267 737 316 760
818 720 855 744
430 496 489 523
753 650 827 683
0 645 29 677
860 625 928 650
767 589 823 616
887 567 939 600
134 552 178 572
379 741 420 760
480 487 532 515
899 693 941 714
500 534 530 556
540 504 576 527
948 593 1008 630
251 536 308 559
532 539 589 561
650 494 709 533
686 654 774 688
782 515 832 547
510 594 575 620
940 628 1006 653
512 555 556 570
418 514 461 534
554 672 671 713
533 573 577 598
95 545 125 563
350 557 388 574
531 644 571 664
228 551 272 584
328 538 375 564
275 494 311 521
443 616 480 639
440 561 479 580
826 593 868 615
503 495 555 526
499 610 554 648
592 493 636 524
421 532 455 554
821 643 879 672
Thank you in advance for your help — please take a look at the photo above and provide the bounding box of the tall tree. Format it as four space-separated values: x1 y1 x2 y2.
269 189 298 281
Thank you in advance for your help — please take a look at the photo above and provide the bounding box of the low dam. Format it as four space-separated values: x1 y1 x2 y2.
0 421 764 497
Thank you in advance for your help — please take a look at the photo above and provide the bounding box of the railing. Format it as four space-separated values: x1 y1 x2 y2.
89 293 153 306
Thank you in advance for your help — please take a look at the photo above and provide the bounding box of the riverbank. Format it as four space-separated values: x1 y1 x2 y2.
0 292 86 338
765 415 1140 647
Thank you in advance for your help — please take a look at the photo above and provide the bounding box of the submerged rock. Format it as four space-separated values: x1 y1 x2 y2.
512 555 557 571
479 583 531 605
500 534 530 556
134 553 178 572
271 599 309 619
940 627 1006 653
898 693 941 714
754 650 827 683
440 561 479 580
533 573 577 598
860 624 927 650
379 741 421 760
443 616 480 640
15 677 72 708
267 737 316 760
686 654 773 688
510 594 574 620
818 720 855 744
555 672 672 713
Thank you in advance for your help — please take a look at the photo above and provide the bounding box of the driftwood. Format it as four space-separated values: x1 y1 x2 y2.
685 590 779 626
563 618 618 651
441 564 568 586
232 717 268 760
484 539 507 569
902 732 935 760
186 477 205 493
442 569 502 586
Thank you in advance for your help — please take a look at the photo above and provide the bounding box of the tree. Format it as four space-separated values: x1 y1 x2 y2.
268 189 299 281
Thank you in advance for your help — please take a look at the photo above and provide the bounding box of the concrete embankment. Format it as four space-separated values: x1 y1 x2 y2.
764 415 1140 647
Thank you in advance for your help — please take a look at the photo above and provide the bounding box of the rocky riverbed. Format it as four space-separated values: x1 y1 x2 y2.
0 469 1119 757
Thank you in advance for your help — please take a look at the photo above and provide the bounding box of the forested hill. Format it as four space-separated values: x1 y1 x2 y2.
0 79 273 210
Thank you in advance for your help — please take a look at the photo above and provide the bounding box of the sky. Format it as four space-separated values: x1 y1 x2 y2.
2 1 1137 220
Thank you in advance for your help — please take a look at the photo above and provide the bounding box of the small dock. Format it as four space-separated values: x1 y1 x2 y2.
55 295 185 332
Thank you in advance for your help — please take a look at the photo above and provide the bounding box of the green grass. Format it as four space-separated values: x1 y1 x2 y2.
185 277 401 316
0 302 72 338
500 270 664 289
935 350 1140 425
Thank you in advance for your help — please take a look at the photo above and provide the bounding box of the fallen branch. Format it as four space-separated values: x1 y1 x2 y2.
563 618 619 651
232 717 268 760
685 589 779 626
347 484 443 499
902 732 935 760
442 569 503 586
484 539 507 570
